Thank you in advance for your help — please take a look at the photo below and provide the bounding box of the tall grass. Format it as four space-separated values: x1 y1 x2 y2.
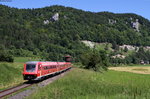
27 68 150 99
0 57 40 90
0 63 23 90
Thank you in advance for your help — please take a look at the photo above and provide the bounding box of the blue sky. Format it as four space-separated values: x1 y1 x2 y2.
1 0 150 20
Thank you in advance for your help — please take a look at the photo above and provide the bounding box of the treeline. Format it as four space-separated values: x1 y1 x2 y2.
80 47 150 72
0 5 150 63
110 47 150 65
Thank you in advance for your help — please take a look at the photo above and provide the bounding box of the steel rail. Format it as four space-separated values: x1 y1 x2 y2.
0 83 33 98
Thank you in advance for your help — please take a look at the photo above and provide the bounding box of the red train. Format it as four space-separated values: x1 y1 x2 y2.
22 61 72 80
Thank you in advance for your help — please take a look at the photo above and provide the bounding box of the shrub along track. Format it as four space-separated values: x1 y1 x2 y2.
0 68 71 99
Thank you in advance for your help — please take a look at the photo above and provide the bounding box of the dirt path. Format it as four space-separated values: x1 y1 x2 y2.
109 66 150 74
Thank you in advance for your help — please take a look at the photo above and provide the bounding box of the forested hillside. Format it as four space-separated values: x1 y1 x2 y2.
0 5 150 61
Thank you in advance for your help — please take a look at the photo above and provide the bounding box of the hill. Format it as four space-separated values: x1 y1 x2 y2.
0 5 150 61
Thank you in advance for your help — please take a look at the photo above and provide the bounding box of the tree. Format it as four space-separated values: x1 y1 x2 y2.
104 43 109 50
112 41 119 51
80 49 109 72
124 46 128 52
0 50 14 62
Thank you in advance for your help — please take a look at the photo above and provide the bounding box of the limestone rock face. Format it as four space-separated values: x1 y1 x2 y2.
119 45 138 51
43 13 59 24
108 19 116 24
81 40 95 48
112 54 126 59
52 13 59 21
43 20 49 25
131 19 140 32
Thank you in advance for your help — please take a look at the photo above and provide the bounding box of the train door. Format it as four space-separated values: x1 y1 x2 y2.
38 64 42 77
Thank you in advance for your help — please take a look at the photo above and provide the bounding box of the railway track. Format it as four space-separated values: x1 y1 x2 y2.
0 82 33 98
0 68 71 99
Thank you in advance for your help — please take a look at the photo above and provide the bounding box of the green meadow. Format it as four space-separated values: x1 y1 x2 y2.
1 59 150 99
0 62 24 90
0 57 40 90
27 68 150 99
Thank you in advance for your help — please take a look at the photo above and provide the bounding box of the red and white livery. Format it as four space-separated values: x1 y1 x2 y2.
22 61 72 80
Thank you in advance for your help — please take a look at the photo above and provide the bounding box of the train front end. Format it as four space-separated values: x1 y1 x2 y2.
22 61 38 80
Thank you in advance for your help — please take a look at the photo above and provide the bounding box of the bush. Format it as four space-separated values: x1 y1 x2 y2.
0 50 14 62
80 50 109 72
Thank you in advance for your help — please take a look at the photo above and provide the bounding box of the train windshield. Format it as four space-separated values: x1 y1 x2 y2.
26 64 36 72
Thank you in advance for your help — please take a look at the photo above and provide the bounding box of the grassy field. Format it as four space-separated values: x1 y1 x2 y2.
0 57 41 90
109 66 150 74
1 59 150 98
0 62 24 90
27 68 150 99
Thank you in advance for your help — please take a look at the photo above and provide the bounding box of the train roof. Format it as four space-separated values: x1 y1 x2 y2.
26 61 39 64
26 61 70 65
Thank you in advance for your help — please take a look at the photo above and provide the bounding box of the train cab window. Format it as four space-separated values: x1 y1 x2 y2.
26 64 36 72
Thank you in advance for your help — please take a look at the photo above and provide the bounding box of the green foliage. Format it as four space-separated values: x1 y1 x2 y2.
27 68 150 99
13 49 34 57
110 47 150 65
0 50 14 62
0 63 23 90
124 46 128 52
0 5 150 62
80 49 109 71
